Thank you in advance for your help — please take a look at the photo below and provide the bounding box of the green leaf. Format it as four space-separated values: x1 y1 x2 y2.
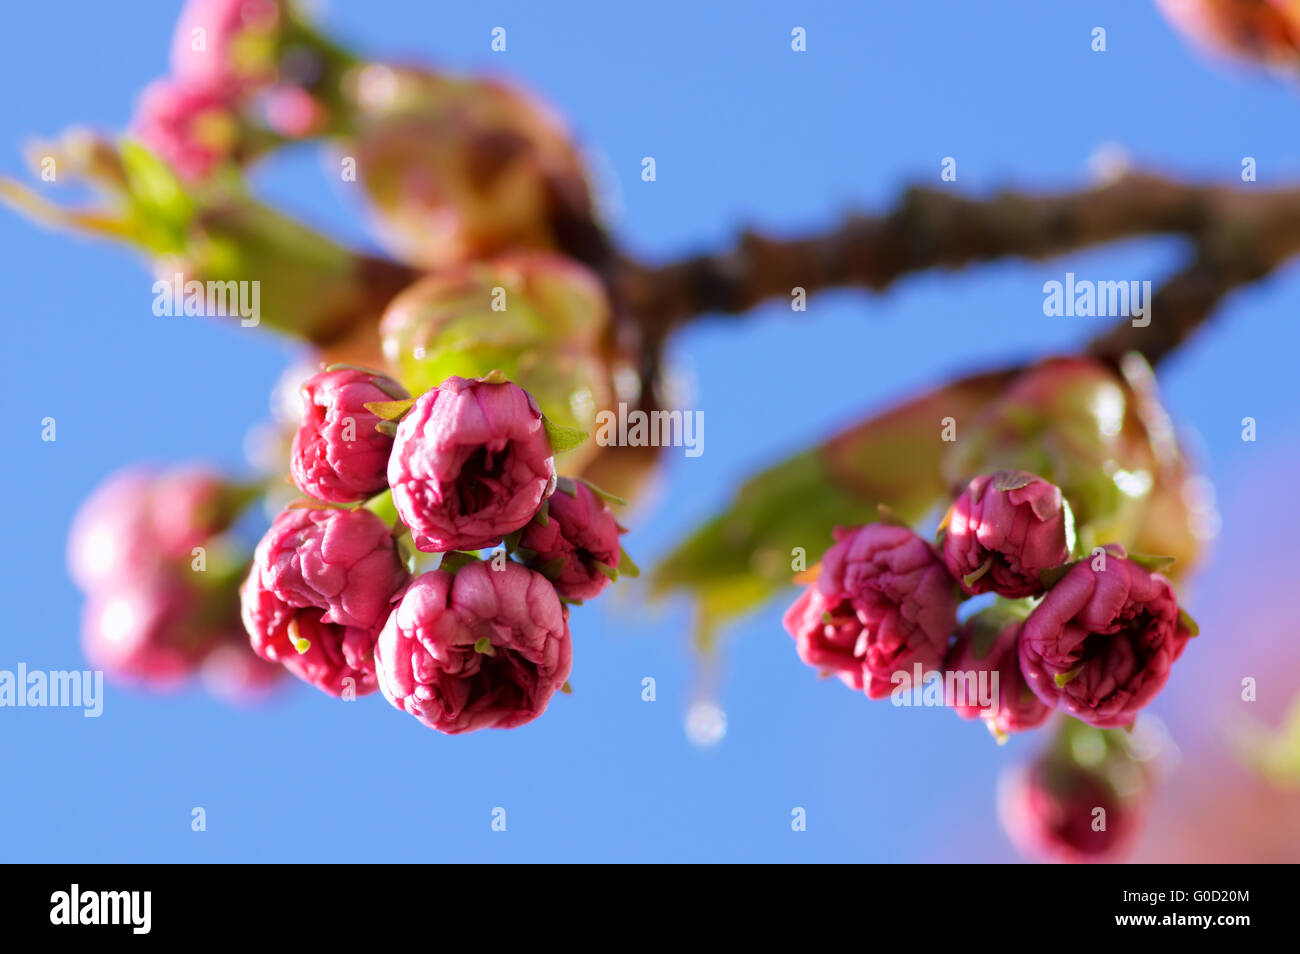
593 560 619 582
375 420 398 438
1178 608 1200 637
649 366 1017 647
543 416 589 454
118 137 193 233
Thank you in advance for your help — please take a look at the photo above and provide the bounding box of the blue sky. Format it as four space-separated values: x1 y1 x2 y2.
1 1 1297 861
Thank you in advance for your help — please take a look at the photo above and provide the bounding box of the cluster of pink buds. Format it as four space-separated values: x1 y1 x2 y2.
134 0 338 181
784 469 1196 738
67 466 284 701
242 367 632 733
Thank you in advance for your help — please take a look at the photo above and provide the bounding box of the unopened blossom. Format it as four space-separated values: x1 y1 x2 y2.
240 576 380 697
170 0 284 88
782 523 960 700
945 618 1051 736
388 375 556 552
250 505 408 631
289 366 409 503
375 561 572 733
134 77 241 181
81 578 209 686
998 758 1145 864
1019 545 1193 729
378 253 612 436
343 66 595 268
942 471 1071 599
518 478 622 600
68 466 232 590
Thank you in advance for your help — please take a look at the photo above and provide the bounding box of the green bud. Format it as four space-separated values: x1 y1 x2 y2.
340 65 595 268
379 252 613 433
943 356 1160 547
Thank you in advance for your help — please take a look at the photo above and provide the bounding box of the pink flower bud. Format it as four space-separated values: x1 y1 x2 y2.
263 85 327 137
375 562 572 733
289 366 409 503
945 619 1051 736
389 376 556 552
998 758 1145 864
170 0 283 88
518 478 622 600
1019 545 1193 729
81 578 209 686
68 466 230 590
239 577 380 697
1156 0 1300 69
249 505 408 632
134 77 241 182
943 471 1071 598
782 523 960 700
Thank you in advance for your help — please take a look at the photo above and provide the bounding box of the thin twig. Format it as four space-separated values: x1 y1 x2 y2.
616 172 1300 367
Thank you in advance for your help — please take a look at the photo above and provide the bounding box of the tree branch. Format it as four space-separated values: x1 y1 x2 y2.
615 172 1300 367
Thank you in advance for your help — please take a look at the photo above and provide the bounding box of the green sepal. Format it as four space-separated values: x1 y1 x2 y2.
1038 563 1072 589
991 471 1035 492
1128 552 1177 573
542 416 589 454
575 477 628 508
364 397 416 421
537 556 566 579
439 551 481 573
617 546 640 578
